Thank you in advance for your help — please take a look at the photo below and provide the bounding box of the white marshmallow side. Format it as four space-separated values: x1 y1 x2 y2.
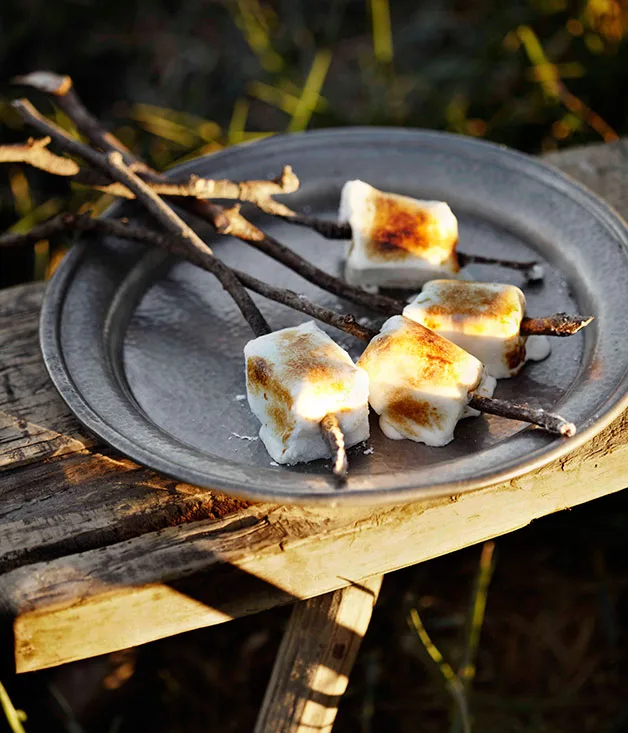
244 321 370 464
357 315 495 446
339 180 460 289
403 280 551 378
525 335 551 363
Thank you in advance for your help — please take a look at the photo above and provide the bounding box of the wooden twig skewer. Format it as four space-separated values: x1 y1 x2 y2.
11 100 359 481
468 394 576 436
211 204 403 316
11 81 403 317
245 210 545 280
14 71 153 174
520 313 594 337
232 269 377 342
0 208 592 345
11 100 271 339
275 212 543 280
457 252 543 280
0 213 377 342
320 414 349 482
279 213 352 240
13 72 301 213
13 73 546 284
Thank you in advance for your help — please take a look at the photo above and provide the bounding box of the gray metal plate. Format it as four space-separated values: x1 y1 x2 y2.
40 128 628 505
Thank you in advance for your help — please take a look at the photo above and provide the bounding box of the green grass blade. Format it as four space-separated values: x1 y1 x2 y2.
0 681 26 733
288 49 332 132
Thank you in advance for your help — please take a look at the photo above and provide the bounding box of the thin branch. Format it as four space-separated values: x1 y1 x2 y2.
468 394 576 436
13 71 153 174
108 153 273 338
13 71 300 212
212 204 403 316
520 313 594 337
13 83 401 315
0 214 375 341
320 413 348 482
12 73 543 291
0 212 76 247
0 140 301 208
12 99 271 337
156 166 299 215
232 269 376 341
277 213 352 239
457 252 543 279
75 166 301 212
2 207 590 345
259 212 544 280
0 136 79 176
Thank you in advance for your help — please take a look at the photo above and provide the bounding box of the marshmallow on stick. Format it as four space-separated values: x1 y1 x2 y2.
339 180 461 289
403 280 550 379
357 315 497 446
245 321 370 465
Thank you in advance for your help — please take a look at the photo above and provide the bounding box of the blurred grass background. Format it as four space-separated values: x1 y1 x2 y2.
1 2 628 732
1 0 628 286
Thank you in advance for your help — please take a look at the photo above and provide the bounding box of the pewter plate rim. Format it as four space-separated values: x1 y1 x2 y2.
40 128 628 505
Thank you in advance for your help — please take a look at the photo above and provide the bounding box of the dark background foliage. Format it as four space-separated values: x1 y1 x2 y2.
1 0 627 286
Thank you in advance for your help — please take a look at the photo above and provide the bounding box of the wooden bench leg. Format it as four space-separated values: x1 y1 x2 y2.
254 575 383 733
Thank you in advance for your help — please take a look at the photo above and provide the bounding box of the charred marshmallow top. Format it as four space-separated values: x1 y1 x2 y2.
244 321 370 465
403 280 551 379
339 180 460 289
357 315 496 446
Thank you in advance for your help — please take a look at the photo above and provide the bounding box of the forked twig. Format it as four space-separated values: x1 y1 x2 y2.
11 100 270 338
12 76 403 316
0 137 79 176
13 72 300 213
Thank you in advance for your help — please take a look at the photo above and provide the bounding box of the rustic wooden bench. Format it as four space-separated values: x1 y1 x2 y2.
1 140 627 732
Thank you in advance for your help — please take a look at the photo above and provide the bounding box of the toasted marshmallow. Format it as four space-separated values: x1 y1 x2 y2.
403 280 551 379
244 322 370 465
357 316 496 446
339 180 460 289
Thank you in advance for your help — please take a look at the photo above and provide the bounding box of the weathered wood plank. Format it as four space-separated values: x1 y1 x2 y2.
253 576 383 733
1 407 626 672
0 449 249 573
0 283 95 469
0 284 248 570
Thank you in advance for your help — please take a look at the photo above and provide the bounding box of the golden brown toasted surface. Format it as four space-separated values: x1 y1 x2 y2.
247 356 295 441
367 195 430 261
277 330 354 397
277 331 339 382
505 339 526 371
387 393 444 432
360 319 471 388
422 282 522 323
